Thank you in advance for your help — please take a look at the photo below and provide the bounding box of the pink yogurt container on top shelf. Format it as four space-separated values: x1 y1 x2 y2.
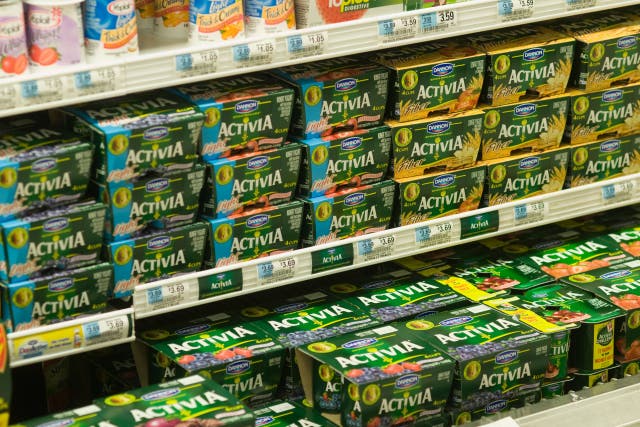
0 0 28 77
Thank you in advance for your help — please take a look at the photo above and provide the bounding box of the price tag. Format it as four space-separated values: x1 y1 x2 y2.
83 315 130 346
378 16 418 44
311 244 354 274
175 50 218 77
287 31 327 60
602 180 636 204
356 235 396 263
73 66 124 96
498 0 534 22
565 0 596 10
415 221 455 248
514 201 547 226
20 77 64 105
233 39 275 68
420 9 458 34
145 279 197 311
257 256 298 286
0 82 17 109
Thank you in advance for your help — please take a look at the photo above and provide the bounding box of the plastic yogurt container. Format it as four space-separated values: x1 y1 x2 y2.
0 0 29 77
154 0 189 40
188 0 244 43
84 0 139 62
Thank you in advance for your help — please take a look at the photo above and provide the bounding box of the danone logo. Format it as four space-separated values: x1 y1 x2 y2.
141 388 181 401
618 36 637 49
107 0 134 15
600 140 620 152
247 156 269 170
32 158 57 173
427 121 451 134
255 417 274 426
43 217 69 232
432 63 454 76
600 269 632 280
495 350 518 364
247 214 269 228
146 178 169 192
235 100 259 113
275 302 307 313
148 236 171 250
486 400 508 414
175 324 211 335
440 316 473 326
143 126 169 140
395 374 419 389
49 277 74 292
344 193 365 206
519 157 539 169
336 78 357 91
341 137 362 150
514 103 536 116
433 174 455 188
603 89 623 102
342 338 377 349
37 420 75 427
227 360 250 374
523 48 544 61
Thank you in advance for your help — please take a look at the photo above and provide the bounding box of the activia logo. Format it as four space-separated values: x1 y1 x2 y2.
486 400 508 414
49 278 74 292
519 157 539 169
439 316 473 326
432 63 454 76
523 48 544 61
247 156 269 170
600 269 631 280
247 214 269 228
427 121 451 134
226 360 250 374
395 374 419 389
175 324 211 335
344 193 365 206
43 217 69 232
143 126 169 140
342 338 377 349
275 302 307 313
32 158 57 173
603 89 623 102
495 350 518 364
618 36 637 49
363 280 392 289
597 324 614 346
341 137 362 150
107 0 133 15
148 236 171 250
600 140 620 152
146 178 169 192
255 417 274 426
433 174 455 188
37 420 75 427
514 103 536 116
235 100 259 114
141 388 180 401
335 78 357 91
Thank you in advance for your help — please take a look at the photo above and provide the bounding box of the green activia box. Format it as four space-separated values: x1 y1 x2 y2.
566 136 640 187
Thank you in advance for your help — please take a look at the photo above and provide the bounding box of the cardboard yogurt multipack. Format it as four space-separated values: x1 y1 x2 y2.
253 400 338 427
170 74 294 160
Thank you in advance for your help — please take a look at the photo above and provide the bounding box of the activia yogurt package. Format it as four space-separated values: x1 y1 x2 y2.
8 404 106 427
170 74 294 161
273 57 389 138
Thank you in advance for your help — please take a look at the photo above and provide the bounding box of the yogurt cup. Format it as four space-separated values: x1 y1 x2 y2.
154 0 189 41
244 0 295 37
84 0 139 63
0 0 29 77
23 0 85 69
188 0 245 44
134 0 154 33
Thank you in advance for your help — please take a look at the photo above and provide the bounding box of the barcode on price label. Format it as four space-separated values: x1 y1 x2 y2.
83 316 130 345
257 256 297 285
565 0 596 10
514 201 547 226
287 32 327 60
415 221 455 248
602 180 636 204
175 50 218 77
233 40 275 67
145 280 196 311
74 66 124 95
378 17 418 44
421 10 458 34
20 77 64 105
498 0 534 21
356 235 396 262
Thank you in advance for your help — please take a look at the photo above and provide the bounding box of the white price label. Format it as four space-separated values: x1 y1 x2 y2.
74 66 124 96
415 221 455 248
0 82 17 109
287 32 327 60
565 0 596 10
233 39 275 67
83 315 130 346
498 0 534 21
175 50 218 77
145 279 197 311
421 9 458 34
356 235 396 263
378 16 418 44
20 77 64 106
602 180 636 204
514 201 547 226
257 256 298 286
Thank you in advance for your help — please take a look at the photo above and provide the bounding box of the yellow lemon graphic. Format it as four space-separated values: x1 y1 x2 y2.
112 188 132 208
362 384 381 405
204 108 221 127
403 183 420 202
108 134 129 155
312 146 328 165
12 287 33 308
305 86 322 106
318 364 334 382
104 393 136 406
494 55 511 74
7 228 28 249
0 167 17 188
401 70 419 90
113 245 133 265
216 165 234 185
316 202 332 221
214 223 233 244
463 361 481 380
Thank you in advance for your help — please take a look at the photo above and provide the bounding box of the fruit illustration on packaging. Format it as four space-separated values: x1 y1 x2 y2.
30 45 58 66
319 364 334 381
315 0 367 24
1 54 27 75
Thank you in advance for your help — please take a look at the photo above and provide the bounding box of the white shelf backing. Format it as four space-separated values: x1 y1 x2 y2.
8 308 134 368
133 173 640 318
0 0 639 117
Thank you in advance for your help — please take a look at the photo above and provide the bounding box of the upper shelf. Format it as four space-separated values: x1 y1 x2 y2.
0 0 639 117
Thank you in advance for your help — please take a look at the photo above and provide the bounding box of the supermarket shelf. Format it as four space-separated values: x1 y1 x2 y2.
8 308 134 368
133 173 640 319
0 0 639 117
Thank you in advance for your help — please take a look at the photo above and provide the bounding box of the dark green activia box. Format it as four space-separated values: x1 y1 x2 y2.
135 312 285 407
202 143 302 218
63 91 204 183
105 222 207 298
8 404 106 427
253 400 339 427
296 323 454 427
204 200 304 268
1 263 113 333
170 74 294 161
